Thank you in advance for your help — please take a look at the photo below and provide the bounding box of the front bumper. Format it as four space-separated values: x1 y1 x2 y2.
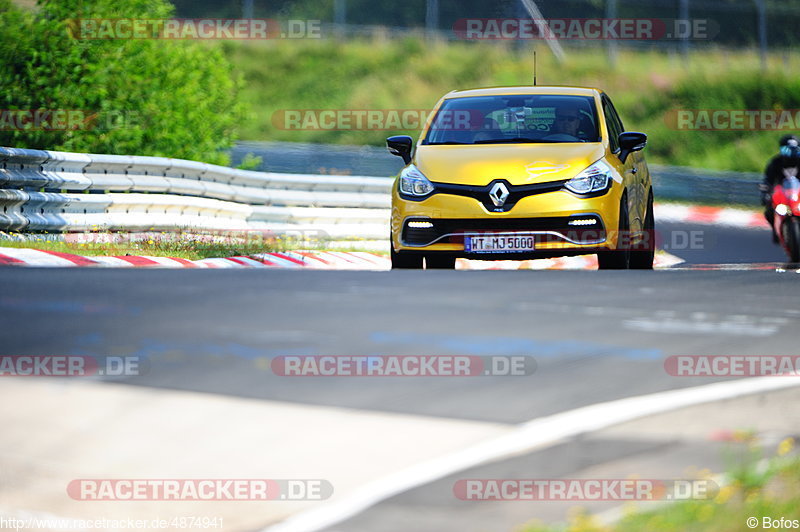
391 186 621 258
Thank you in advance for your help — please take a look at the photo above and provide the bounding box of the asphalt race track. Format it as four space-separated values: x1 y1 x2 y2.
658 221 785 265
1 220 798 532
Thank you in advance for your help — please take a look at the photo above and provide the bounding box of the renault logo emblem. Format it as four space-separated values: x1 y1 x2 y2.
489 182 510 207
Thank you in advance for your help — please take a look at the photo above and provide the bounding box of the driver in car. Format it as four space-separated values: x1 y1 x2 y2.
552 103 582 138
761 134 800 243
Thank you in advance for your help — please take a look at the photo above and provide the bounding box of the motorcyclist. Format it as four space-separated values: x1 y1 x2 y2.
762 134 800 243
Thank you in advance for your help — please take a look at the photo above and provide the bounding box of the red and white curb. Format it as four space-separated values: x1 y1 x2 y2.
457 251 684 270
198 251 394 270
654 203 767 228
0 248 391 270
0 247 684 270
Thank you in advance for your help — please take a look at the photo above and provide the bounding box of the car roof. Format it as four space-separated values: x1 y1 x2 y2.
443 86 602 99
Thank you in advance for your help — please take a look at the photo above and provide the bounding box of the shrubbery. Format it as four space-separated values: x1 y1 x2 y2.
226 38 800 172
3 0 797 173
0 0 242 164
629 72 800 172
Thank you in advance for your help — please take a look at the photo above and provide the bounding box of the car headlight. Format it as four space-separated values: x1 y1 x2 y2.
565 161 613 195
399 165 435 197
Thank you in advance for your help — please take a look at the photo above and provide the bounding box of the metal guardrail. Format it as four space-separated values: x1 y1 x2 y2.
233 141 765 207
0 147 392 239
0 147 763 240
650 164 761 207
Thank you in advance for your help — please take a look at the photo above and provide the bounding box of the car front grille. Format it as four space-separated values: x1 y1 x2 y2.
402 216 606 247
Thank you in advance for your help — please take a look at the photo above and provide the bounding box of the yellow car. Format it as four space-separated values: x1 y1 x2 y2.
386 86 653 270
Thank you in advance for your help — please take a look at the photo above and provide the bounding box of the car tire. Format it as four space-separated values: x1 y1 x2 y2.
425 255 456 269
391 249 424 269
629 192 655 270
391 235 424 269
597 198 631 270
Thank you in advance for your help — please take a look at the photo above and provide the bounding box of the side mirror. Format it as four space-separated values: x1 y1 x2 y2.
387 135 413 165
618 132 647 163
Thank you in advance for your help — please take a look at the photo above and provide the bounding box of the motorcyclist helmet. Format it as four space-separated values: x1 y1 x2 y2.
779 134 800 159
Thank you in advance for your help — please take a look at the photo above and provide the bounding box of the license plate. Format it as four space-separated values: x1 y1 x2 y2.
464 233 536 253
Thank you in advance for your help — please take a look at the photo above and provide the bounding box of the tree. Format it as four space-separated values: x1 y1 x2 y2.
0 0 243 165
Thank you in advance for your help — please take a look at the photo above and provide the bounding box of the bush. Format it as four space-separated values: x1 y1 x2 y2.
0 0 242 165
226 38 799 172
628 71 800 172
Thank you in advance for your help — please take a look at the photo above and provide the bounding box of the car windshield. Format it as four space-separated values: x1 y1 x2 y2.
423 95 600 146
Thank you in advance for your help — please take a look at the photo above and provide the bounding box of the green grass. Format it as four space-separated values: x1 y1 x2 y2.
0 232 375 260
520 439 799 532
223 38 800 172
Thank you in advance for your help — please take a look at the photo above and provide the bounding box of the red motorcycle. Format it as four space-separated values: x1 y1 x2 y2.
771 175 800 262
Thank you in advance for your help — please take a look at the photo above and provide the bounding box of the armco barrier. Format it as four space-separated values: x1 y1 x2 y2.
0 147 764 238
232 141 765 207
649 164 761 206
0 147 393 237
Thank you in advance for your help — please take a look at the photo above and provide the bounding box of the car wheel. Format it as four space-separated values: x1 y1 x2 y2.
629 192 655 270
597 198 631 270
391 248 424 269
425 255 456 269
391 235 423 269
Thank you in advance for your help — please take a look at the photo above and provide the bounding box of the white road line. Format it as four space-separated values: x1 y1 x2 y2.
262 376 800 532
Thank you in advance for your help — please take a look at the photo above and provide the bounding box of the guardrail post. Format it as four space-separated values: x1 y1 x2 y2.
754 0 767 71
606 0 618 67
